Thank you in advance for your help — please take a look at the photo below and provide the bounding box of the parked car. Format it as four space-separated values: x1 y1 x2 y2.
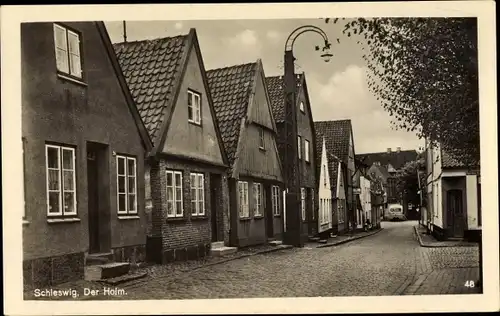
385 204 406 221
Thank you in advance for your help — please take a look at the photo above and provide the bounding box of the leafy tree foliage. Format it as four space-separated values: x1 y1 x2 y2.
325 17 479 167
395 158 426 207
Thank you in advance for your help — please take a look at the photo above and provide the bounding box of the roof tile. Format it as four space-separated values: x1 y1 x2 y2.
113 34 189 144
206 62 258 166
265 74 302 123
314 120 352 165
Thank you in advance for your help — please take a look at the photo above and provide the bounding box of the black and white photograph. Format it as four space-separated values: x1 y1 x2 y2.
1 2 498 315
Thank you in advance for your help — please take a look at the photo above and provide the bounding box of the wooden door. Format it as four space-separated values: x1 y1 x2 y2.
447 189 465 238
210 174 220 242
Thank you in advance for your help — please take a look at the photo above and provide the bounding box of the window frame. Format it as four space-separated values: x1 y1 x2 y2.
300 187 306 221
190 172 205 216
311 188 315 221
297 135 302 160
53 23 83 80
166 170 184 218
45 144 77 217
116 155 138 215
238 181 249 218
187 89 202 125
299 101 305 113
258 127 265 150
253 182 263 217
304 139 310 163
272 185 281 216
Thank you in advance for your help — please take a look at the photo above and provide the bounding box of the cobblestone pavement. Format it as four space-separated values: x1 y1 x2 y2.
27 221 480 300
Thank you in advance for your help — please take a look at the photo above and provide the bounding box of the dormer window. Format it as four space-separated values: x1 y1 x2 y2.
53 23 82 79
299 101 305 113
188 90 202 125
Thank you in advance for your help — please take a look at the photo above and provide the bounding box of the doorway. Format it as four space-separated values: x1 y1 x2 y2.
210 173 222 242
87 142 111 254
447 189 465 238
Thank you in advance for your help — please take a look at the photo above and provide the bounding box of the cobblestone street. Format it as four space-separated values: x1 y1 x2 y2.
68 220 479 300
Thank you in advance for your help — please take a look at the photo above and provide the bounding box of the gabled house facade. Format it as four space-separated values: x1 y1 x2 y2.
113 29 230 263
425 141 481 241
266 73 318 240
314 120 356 235
22 21 153 287
315 133 333 236
207 60 285 247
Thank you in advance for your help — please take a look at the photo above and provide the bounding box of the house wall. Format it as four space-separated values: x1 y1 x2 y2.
233 177 284 247
238 123 283 182
318 141 332 234
148 157 228 263
465 174 479 229
22 22 147 287
161 45 225 167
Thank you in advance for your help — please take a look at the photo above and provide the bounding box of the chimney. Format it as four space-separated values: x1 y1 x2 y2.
387 148 392 154
396 147 401 153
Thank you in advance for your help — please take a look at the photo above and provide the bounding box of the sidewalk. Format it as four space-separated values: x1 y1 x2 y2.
305 228 383 249
24 243 293 300
414 225 478 248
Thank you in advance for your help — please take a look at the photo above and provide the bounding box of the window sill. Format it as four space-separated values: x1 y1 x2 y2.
273 214 281 218
239 217 251 221
259 147 266 152
47 217 81 224
253 215 264 220
188 120 202 127
22 219 30 225
118 215 140 220
191 216 208 221
57 73 87 87
166 216 186 222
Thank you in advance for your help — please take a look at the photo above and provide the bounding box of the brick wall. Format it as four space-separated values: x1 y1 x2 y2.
148 157 229 263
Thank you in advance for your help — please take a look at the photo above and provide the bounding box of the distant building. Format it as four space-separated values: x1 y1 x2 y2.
357 148 419 207
314 120 356 235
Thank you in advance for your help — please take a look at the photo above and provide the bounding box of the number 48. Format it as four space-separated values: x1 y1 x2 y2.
464 280 475 288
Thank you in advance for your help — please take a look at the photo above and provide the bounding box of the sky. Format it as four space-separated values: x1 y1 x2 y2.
105 19 424 154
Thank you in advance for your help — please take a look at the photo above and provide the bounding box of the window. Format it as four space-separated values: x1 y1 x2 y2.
259 128 265 150
46 144 77 217
187 90 202 125
53 23 82 78
238 181 249 218
324 164 327 186
166 170 183 218
338 200 345 223
117 156 137 215
298 136 302 160
300 188 306 221
253 183 263 216
311 188 315 220
305 139 310 162
272 185 280 216
299 101 305 113
190 173 205 216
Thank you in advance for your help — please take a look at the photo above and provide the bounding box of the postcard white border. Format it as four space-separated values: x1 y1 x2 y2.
2 1 498 315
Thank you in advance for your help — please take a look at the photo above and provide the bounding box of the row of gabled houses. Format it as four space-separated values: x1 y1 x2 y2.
21 22 387 288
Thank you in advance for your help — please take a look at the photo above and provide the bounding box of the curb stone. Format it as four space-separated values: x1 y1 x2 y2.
316 228 384 249
413 226 478 248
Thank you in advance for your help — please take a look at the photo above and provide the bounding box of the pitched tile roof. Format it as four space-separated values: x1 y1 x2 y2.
266 74 303 123
206 62 258 166
356 149 418 171
441 149 468 169
113 34 189 144
314 120 353 165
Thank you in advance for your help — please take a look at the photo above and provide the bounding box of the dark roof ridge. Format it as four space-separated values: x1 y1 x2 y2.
113 34 189 47
206 61 258 73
